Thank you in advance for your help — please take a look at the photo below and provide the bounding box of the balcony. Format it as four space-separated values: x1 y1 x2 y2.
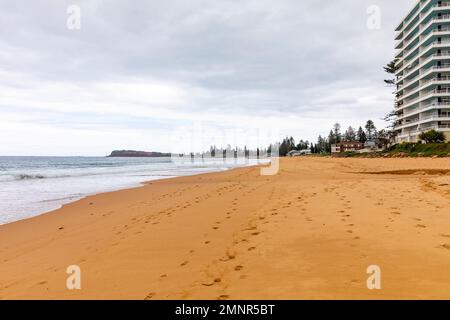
397 2 450 43
399 44 450 79
403 101 450 116
402 27 450 63
398 76 450 103
398 25 450 50
398 85 450 110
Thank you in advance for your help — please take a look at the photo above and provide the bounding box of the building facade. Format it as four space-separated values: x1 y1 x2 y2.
331 141 365 153
394 0 450 143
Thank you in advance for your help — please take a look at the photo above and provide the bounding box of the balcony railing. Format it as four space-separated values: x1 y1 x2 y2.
396 114 450 130
402 26 450 49
404 36 450 63
403 101 450 116
400 76 450 98
402 51 450 82
398 86 450 109
397 1 450 40
421 75 450 86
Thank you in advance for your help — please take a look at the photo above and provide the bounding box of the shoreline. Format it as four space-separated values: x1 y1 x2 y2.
1 157 450 299
0 160 265 227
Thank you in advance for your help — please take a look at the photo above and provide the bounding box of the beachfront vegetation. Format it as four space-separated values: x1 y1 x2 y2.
418 130 447 144
387 142 450 157
332 142 450 158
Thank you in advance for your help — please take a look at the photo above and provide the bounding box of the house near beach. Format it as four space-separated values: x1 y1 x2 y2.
331 141 365 153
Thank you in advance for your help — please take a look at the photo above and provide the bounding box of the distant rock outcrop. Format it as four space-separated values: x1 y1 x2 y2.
108 150 171 157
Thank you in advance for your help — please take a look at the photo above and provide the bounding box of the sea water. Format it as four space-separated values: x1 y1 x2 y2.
0 156 263 225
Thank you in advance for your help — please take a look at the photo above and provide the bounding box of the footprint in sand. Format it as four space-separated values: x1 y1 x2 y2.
234 265 243 271
224 249 236 260
180 261 189 267
144 292 156 300
201 281 215 287
416 224 427 229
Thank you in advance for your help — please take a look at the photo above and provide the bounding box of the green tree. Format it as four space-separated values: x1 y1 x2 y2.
365 120 377 141
356 127 365 143
344 126 356 141
383 59 401 142
383 59 399 86
333 123 342 143
328 130 336 145
376 129 390 148
296 139 309 150
279 136 296 156
419 130 446 143
316 135 328 154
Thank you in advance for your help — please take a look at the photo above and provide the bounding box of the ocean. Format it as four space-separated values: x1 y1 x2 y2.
0 156 263 225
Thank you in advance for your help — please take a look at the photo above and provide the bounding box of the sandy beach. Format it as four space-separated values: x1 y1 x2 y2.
1 157 450 300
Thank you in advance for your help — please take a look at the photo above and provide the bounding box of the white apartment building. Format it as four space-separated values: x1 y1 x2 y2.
394 0 450 143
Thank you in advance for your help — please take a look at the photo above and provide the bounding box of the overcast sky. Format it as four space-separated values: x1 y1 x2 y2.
0 0 414 155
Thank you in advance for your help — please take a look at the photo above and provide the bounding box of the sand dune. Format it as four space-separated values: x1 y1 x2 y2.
1 157 450 299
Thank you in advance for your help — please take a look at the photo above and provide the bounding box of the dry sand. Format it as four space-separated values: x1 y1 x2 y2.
1 157 450 300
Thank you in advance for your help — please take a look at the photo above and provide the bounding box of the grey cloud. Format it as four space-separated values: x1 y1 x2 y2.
0 0 415 151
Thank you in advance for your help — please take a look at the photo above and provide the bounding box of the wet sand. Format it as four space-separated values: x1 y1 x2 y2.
1 157 450 299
